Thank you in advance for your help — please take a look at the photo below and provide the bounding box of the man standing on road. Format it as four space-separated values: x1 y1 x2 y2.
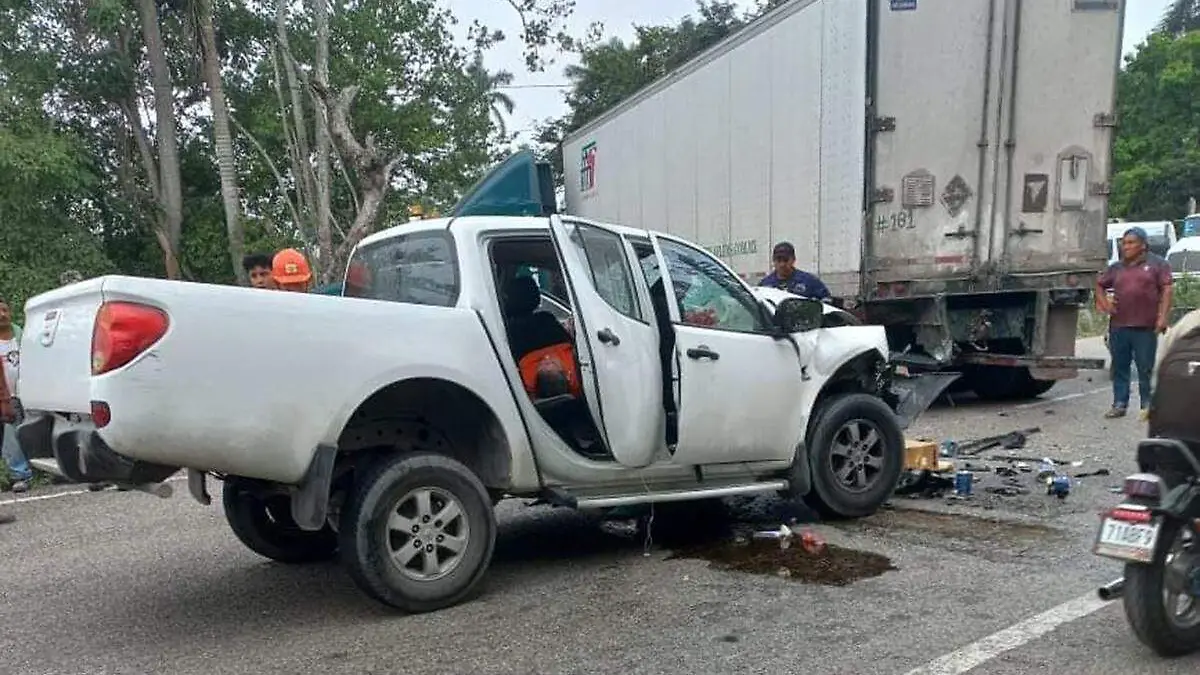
759 242 831 301
1096 226 1173 420
0 298 31 494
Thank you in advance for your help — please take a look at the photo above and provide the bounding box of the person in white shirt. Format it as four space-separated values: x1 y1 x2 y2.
0 298 30 495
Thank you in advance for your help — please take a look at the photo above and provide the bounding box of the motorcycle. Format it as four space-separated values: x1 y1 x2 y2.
1094 438 1200 657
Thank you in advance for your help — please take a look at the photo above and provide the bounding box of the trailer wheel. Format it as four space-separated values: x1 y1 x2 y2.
340 452 496 613
969 366 1054 401
222 479 339 564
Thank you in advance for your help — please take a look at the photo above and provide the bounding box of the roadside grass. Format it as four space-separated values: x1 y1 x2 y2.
1077 308 1107 339
0 468 58 493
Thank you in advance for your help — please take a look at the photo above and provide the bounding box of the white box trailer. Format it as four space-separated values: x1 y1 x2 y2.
561 0 1124 400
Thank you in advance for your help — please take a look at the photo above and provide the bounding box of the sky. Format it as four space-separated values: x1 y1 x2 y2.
443 0 1174 145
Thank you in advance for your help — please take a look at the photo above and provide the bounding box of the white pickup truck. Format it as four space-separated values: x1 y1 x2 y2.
15 182 952 613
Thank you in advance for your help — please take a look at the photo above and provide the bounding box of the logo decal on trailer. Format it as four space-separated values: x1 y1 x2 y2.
890 0 917 10
1022 173 1050 213
580 142 597 193
941 175 974 218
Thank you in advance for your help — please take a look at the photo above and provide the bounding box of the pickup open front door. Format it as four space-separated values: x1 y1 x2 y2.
650 235 808 466
549 216 663 468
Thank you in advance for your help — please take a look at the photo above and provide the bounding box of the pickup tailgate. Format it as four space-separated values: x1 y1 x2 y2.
17 278 108 415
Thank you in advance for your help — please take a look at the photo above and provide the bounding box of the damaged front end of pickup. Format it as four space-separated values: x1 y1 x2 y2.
877 363 961 430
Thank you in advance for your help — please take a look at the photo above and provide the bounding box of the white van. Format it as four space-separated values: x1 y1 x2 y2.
1106 221 1177 263
1167 236 1200 279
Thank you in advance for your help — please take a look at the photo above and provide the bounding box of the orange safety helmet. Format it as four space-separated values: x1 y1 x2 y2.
272 248 312 285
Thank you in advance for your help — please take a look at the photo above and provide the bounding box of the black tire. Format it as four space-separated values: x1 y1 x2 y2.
339 452 496 613
1022 377 1056 398
970 366 1054 401
222 479 339 564
1123 519 1200 657
803 393 905 519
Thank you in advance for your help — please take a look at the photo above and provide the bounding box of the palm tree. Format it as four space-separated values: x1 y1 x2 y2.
466 54 515 136
1159 0 1200 36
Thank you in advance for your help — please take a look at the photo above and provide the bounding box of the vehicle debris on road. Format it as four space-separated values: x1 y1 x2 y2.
893 427 1111 504
750 524 827 554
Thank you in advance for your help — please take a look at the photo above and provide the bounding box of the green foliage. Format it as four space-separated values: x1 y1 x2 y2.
1159 0 1200 36
1173 275 1200 311
0 0 569 306
1110 32 1200 221
0 94 114 319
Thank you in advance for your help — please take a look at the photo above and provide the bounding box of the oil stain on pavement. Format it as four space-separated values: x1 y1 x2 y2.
667 537 897 586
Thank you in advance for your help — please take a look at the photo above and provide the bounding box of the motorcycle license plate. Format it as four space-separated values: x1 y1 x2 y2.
1093 510 1161 563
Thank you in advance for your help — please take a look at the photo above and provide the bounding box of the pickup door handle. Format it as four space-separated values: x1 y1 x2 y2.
686 346 720 361
597 328 621 346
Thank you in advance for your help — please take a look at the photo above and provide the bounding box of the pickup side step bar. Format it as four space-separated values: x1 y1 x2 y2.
555 480 790 509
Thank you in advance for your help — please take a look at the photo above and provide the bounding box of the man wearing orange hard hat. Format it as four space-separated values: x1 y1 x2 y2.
271 248 313 293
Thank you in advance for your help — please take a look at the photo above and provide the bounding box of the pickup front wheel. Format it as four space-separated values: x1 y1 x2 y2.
222 479 339 564
803 393 905 519
339 452 497 613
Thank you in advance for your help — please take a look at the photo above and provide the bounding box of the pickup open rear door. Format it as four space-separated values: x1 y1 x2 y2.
549 216 664 468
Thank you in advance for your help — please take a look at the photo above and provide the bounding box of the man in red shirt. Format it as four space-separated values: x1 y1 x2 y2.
1096 226 1174 420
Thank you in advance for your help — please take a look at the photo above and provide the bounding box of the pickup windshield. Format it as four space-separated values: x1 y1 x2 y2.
344 231 459 306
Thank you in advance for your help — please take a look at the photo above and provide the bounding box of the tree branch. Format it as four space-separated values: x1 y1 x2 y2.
229 113 302 235
311 82 368 169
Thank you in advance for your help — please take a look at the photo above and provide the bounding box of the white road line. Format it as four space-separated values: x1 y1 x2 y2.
0 475 188 507
1014 385 1108 409
902 592 1114 675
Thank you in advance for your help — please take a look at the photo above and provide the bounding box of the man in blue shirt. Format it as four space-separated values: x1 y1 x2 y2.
759 242 830 300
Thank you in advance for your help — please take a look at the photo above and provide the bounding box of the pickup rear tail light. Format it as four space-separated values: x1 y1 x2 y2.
91 301 169 375
90 401 111 428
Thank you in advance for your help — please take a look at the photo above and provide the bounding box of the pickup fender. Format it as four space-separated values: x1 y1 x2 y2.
788 331 891 467
319 361 536 490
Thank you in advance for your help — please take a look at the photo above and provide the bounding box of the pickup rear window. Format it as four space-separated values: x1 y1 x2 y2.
344 232 459 307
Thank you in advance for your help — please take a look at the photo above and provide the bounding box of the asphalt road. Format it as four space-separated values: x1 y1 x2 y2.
2 336 1196 675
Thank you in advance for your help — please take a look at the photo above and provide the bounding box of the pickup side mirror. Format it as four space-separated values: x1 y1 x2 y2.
773 297 824 334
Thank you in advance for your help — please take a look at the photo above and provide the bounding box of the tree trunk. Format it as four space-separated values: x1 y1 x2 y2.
313 0 334 282
198 0 246 284
136 0 184 279
275 0 317 235
312 83 400 268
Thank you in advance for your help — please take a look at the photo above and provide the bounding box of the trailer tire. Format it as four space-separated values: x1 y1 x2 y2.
340 452 496 613
969 366 1054 401
222 479 339 564
803 393 904 519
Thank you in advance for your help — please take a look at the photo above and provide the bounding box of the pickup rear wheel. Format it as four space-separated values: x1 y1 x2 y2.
339 452 496 613
222 479 339 564
803 393 904 519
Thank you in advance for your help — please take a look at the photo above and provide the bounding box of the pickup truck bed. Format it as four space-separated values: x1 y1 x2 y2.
18 276 530 485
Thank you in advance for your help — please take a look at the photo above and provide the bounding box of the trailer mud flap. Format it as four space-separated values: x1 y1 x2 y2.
888 371 961 429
